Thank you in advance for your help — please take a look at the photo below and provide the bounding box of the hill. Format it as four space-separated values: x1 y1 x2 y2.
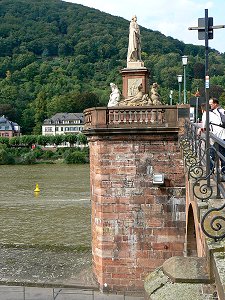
0 0 225 133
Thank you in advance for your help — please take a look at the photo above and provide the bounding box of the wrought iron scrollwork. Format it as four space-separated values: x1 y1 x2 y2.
181 121 225 241
187 137 206 179
201 203 225 241
188 146 212 181
180 134 206 180
189 165 204 180
180 124 215 202
193 178 213 201
185 154 197 168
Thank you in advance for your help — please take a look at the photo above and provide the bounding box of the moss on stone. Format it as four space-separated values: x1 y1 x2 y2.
150 282 205 300
144 267 169 295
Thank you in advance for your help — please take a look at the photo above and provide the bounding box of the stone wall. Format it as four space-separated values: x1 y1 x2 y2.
89 131 186 291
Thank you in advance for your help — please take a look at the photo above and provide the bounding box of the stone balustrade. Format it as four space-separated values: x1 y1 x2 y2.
84 105 189 131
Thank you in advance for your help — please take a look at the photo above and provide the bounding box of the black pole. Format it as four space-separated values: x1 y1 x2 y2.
188 10 225 185
205 9 210 185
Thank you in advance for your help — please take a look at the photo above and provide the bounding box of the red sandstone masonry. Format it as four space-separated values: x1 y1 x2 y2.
88 128 186 292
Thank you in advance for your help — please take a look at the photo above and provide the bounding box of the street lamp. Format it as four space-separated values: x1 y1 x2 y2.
177 75 183 104
182 55 188 104
169 90 173 105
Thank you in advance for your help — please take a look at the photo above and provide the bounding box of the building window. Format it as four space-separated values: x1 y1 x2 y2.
61 127 63 131
56 127 58 131
45 127 53 132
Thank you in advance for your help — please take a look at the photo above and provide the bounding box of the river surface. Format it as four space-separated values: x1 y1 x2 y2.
0 164 91 248
0 164 143 294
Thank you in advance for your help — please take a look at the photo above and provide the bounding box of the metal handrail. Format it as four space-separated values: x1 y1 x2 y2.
180 121 225 241
183 122 225 196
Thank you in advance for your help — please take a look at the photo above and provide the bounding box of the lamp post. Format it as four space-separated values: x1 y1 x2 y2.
169 90 173 105
177 75 183 104
195 89 200 122
182 55 188 104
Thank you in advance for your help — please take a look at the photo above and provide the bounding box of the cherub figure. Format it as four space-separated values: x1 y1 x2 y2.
150 83 162 105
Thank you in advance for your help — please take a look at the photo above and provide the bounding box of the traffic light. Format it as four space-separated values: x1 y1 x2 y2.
198 17 213 40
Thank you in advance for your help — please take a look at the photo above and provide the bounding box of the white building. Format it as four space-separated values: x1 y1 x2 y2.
42 113 84 136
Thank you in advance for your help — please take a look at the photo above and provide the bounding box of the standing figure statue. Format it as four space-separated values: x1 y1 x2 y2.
127 15 141 62
107 83 121 107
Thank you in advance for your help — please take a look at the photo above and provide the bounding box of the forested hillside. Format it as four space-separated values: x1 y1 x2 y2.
0 0 225 134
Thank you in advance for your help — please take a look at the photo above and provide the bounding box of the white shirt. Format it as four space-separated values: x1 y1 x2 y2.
202 107 225 140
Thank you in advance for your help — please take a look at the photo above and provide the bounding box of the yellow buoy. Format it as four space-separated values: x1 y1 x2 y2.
34 183 40 192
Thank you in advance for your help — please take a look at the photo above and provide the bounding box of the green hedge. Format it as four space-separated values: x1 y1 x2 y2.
0 133 87 147
0 143 89 165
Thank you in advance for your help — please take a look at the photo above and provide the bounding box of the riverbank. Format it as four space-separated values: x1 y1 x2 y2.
0 145 89 165
0 243 94 288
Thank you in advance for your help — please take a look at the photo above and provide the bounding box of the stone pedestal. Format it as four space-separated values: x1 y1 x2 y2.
83 106 190 292
89 132 186 292
121 65 149 99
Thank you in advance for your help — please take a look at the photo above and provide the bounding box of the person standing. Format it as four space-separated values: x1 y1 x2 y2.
199 98 225 174
127 15 141 62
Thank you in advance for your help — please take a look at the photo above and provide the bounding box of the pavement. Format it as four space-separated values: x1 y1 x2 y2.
0 285 145 300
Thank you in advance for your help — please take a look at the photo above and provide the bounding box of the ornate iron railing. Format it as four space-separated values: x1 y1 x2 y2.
201 203 225 241
180 121 225 241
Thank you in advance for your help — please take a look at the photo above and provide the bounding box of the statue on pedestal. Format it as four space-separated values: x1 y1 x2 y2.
127 15 142 63
110 15 163 106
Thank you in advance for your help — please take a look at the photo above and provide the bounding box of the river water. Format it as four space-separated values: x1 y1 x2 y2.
0 164 94 286
0 164 91 247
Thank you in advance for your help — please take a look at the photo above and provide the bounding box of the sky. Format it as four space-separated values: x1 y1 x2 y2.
62 0 225 53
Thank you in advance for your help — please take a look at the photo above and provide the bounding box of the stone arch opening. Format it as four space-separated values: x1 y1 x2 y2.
186 204 197 256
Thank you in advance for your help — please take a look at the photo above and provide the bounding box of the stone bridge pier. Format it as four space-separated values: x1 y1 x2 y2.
84 105 189 292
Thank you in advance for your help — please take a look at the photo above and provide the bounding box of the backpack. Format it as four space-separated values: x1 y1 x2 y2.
217 109 225 128
210 108 225 129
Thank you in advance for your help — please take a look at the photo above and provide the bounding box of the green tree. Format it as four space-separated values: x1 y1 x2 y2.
33 92 47 134
77 133 87 145
64 134 77 146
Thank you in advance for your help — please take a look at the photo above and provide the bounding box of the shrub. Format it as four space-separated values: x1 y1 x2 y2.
32 147 44 159
42 150 55 159
19 151 36 164
0 148 15 164
63 150 87 164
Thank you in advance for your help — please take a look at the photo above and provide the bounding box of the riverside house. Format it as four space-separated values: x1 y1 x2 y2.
0 115 21 137
42 113 84 136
